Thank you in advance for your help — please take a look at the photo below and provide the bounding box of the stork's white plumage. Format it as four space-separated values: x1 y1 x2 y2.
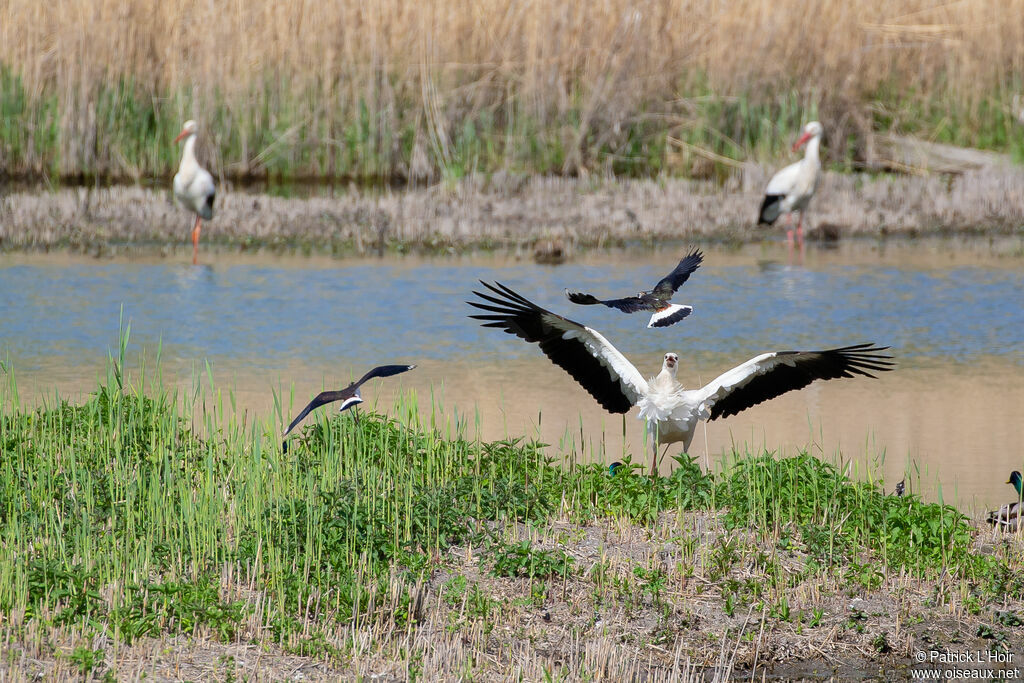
758 121 823 245
173 120 216 265
469 282 893 473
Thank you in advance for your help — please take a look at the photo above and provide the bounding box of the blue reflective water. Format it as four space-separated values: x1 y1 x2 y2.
1 254 1022 370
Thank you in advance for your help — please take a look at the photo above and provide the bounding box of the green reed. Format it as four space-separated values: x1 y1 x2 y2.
0 348 1020 660
3 64 1023 184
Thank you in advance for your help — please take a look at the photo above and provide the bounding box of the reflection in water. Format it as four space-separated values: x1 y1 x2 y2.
1 242 1022 512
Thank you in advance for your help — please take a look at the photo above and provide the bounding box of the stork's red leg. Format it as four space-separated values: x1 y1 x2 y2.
191 216 202 265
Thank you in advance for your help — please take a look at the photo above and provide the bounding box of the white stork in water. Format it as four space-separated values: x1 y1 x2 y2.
173 120 216 265
469 282 892 474
758 121 823 246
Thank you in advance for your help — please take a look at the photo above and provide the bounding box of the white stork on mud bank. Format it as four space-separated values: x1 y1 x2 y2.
281 364 416 452
173 120 216 265
469 281 892 473
565 248 703 328
758 121 823 245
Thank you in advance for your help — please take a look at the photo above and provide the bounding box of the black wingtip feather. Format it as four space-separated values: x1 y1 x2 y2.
566 290 601 305
467 281 637 414
758 194 783 225
708 342 894 421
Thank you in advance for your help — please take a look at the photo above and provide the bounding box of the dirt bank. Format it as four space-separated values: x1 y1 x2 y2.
1 165 1023 257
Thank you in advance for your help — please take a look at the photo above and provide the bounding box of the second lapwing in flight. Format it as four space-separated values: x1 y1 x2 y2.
564 248 703 328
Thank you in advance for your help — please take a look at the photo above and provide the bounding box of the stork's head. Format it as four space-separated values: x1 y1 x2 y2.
793 121 823 151
663 352 678 375
174 120 199 144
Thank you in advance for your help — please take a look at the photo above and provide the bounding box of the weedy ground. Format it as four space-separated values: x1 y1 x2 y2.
0 354 1022 681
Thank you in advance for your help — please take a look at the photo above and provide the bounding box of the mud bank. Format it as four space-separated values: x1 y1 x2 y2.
1 165 1023 256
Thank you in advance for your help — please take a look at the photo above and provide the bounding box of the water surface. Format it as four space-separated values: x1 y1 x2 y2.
1 240 1022 512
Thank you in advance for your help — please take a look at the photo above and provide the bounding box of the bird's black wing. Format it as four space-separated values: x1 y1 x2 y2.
352 364 417 389
280 364 415 452
469 282 648 413
565 290 653 313
697 343 894 421
283 389 353 442
651 248 703 299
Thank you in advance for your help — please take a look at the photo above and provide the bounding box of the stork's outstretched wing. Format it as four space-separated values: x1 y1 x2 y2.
651 248 703 298
694 343 894 420
469 282 648 413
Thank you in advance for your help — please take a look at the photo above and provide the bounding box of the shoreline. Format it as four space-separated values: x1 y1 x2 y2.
2 167 1023 257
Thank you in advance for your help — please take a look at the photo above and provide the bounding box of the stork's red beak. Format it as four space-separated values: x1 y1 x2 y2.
792 131 812 152
174 129 188 144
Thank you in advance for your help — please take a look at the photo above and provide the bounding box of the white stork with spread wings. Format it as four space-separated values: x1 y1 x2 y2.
565 248 703 328
469 282 892 473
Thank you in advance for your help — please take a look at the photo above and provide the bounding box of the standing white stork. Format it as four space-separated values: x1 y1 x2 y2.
469 281 892 474
758 121 823 246
173 120 216 265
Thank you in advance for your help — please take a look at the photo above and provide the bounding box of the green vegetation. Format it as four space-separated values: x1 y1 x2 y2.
2 68 1022 184
0 351 1022 677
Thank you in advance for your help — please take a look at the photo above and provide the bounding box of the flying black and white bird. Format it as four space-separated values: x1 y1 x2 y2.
758 121 823 245
281 364 416 452
565 248 703 328
468 281 892 473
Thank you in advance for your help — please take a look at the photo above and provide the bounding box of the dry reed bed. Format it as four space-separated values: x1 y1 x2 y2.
2 0 1024 178
8 0 1021 101
1 167 1022 255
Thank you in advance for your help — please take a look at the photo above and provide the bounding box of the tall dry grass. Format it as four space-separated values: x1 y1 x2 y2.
1 0 1023 180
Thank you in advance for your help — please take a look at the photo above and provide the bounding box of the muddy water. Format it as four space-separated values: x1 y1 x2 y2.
1 239 1022 513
